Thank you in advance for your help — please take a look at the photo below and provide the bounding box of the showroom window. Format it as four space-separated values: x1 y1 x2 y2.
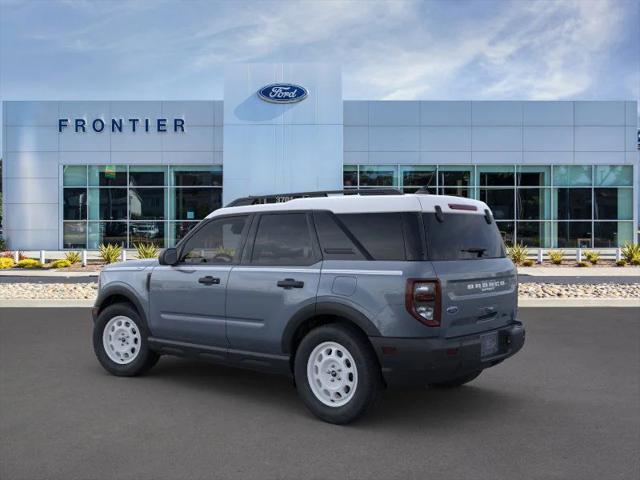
343 164 634 248
62 165 222 249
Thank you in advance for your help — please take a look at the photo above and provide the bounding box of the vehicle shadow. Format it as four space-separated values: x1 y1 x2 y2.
138 356 526 431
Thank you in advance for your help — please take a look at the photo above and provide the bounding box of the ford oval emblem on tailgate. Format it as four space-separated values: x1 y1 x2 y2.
446 306 459 315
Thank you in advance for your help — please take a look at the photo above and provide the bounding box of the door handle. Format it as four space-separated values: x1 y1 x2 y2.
198 276 220 285
277 278 304 289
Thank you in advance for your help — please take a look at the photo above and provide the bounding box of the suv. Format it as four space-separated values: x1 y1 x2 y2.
92 190 525 424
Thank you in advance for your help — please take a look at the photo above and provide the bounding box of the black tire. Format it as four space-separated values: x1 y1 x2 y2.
294 323 381 425
93 302 160 377
429 370 482 388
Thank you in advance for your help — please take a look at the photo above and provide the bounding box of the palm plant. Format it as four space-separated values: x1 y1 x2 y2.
99 243 122 264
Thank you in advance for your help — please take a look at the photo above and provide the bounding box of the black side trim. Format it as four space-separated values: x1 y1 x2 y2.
148 337 291 375
95 284 147 324
280 301 381 354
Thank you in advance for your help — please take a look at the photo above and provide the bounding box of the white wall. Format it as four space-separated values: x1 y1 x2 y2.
344 100 637 166
223 63 343 205
2 100 222 249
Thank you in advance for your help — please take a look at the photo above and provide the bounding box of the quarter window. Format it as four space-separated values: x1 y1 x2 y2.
180 216 248 264
336 213 407 261
313 211 365 261
251 213 316 266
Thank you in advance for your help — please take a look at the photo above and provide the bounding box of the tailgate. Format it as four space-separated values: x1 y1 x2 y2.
432 258 517 338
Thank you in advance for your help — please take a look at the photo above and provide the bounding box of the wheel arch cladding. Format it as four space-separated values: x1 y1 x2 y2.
282 302 382 356
97 285 146 322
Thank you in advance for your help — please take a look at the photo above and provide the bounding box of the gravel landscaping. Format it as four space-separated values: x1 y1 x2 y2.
0 282 98 300
518 282 640 299
1 281 639 300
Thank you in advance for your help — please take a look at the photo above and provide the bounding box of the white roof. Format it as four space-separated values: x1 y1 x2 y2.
207 194 490 218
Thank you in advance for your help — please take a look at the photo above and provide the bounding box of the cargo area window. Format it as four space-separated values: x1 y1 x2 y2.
424 213 505 260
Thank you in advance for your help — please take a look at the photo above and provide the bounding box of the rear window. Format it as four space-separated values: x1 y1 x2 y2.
423 213 505 260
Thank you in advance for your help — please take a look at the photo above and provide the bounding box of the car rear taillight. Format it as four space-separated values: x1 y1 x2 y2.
405 279 441 327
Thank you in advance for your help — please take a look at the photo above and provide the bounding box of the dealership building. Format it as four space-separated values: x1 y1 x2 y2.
1 63 638 250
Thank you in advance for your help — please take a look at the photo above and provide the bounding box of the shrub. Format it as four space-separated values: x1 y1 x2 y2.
548 250 564 265
135 243 159 259
0 237 5 251
522 259 534 267
584 251 600 265
17 258 43 269
576 260 589 268
631 258 640 266
615 259 627 267
50 259 72 269
621 242 640 264
2 251 27 260
99 243 122 264
507 243 529 265
0 257 15 269
65 251 82 264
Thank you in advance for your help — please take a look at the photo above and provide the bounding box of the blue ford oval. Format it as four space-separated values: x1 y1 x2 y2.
258 83 308 104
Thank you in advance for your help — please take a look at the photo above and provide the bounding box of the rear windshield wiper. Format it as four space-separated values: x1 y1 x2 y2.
460 247 487 258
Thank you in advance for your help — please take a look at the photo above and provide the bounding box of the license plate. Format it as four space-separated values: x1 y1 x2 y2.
481 332 499 357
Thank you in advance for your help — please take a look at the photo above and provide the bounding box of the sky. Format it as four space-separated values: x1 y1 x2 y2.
0 0 638 149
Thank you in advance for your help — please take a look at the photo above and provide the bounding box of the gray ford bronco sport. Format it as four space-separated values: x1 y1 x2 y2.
93 189 525 424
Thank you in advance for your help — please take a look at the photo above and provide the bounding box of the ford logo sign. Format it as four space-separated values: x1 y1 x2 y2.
258 83 308 104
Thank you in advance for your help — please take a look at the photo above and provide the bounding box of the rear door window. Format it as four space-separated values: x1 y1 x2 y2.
423 213 505 260
251 213 318 266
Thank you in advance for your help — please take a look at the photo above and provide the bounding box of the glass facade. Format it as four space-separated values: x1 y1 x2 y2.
62 165 222 248
343 164 634 248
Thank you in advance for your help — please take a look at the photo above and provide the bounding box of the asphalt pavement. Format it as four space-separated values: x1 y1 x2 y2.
1 307 638 480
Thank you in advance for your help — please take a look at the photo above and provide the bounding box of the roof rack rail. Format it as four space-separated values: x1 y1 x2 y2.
226 188 403 207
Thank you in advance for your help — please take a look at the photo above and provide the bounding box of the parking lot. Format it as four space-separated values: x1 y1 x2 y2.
1 307 638 480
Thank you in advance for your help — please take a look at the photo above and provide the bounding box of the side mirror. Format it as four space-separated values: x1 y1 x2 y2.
158 248 178 266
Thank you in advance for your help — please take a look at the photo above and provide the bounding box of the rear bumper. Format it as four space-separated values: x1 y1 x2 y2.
369 321 525 388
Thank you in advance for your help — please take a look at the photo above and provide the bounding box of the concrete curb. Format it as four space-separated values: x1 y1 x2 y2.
0 270 99 277
0 299 95 308
517 267 640 277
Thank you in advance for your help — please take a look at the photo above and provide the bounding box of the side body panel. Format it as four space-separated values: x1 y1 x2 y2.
148 265 231 346
317 259 440 338
225 265 321 354
95 260 156 323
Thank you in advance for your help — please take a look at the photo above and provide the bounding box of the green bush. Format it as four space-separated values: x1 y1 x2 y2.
522 259 534 267
0 237 6 251
584 251 600 265
507 243 529 265
548 250 564 265
99 243 122 264
135 243 159 259
17 258 43 269
65 251 81 264
0 257 15 269
50 259 72 269
576 260 589 268
621 242 640 264
615 259 627 267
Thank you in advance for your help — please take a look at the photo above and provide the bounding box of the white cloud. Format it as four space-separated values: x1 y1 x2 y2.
1 0 636 102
